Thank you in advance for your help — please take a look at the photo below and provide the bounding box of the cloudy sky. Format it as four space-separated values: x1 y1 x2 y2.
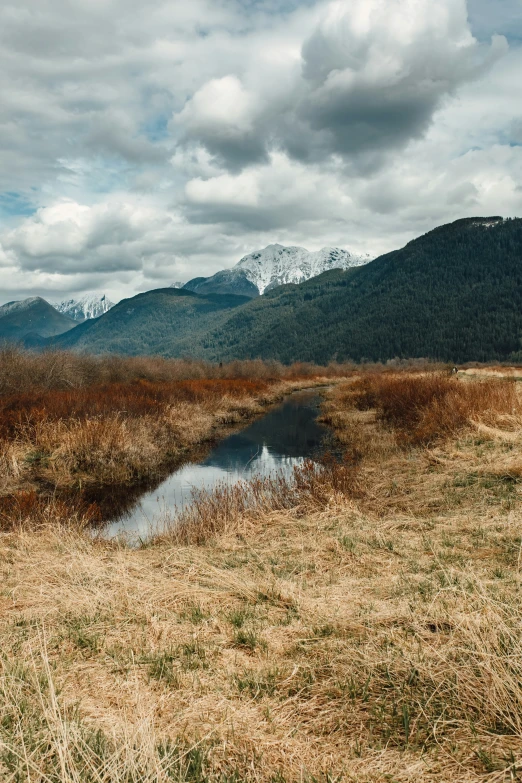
1 0 521 305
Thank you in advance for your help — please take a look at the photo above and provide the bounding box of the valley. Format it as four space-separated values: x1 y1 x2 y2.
2 217 522 782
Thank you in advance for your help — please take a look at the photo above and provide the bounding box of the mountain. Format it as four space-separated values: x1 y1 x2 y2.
197 216 522 364
184 269 260 298
43 217 522 364
49 288 251 356
183 244 372 297
235 244 373 294
0 297 76 342
54 293 114 322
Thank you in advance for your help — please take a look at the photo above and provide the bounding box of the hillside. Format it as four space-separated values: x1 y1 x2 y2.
199 216 522 363
0 297 76 342
184 268 259 298
50 288 251 356
46 217 522 363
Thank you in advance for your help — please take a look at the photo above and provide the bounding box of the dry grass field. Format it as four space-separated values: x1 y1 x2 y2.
2 359 522 781
0 348 346 503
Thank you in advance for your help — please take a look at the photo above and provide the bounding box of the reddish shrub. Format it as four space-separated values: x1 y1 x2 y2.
0 491 101 531
0 378 272 438
350 373 518 446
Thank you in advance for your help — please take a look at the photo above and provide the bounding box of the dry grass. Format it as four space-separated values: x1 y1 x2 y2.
0 386 271 500
161 456 361 546
0 348 353 502
0 347 355 395
344 371 520 446
3 371 522 780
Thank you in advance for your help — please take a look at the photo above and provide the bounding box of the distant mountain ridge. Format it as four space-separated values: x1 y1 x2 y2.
236 244 373 294
6 217 522 363
0 297 42 319
0 296 76 342
41 216 522 364
54 293 114 322
0 292 113 344
183 243 372 297
48 288 250 356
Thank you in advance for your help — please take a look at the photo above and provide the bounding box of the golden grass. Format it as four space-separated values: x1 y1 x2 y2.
2 372 522 780
0 379 332 503
0 346 354 502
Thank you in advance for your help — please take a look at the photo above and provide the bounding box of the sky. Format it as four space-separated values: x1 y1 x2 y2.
1 0 522 305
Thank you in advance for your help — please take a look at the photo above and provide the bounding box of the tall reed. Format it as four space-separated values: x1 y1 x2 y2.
166 456 360 545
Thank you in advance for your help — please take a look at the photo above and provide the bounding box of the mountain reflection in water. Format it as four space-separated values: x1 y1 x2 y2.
103 389 328 539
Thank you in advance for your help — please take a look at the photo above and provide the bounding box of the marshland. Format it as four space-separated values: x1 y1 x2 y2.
2 349 522 781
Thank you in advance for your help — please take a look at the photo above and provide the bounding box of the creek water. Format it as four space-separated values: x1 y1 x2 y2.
102 388 329 540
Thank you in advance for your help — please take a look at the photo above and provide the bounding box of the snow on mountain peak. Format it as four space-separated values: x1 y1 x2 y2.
54 293 114 322
0 297 43 319
235 244 373 294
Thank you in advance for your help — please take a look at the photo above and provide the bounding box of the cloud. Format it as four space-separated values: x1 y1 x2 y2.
174 0 507 170
184 151 352 230
295 0 507 161
3 200 173 274
175 76 268 169
86 110 168 164
0 0 520 307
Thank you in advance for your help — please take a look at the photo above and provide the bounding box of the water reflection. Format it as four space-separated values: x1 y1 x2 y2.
103 389 327 539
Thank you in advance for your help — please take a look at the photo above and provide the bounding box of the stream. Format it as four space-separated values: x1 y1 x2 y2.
102 388 330 539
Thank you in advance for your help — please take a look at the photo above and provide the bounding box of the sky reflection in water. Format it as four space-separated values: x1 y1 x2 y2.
104 389 327 539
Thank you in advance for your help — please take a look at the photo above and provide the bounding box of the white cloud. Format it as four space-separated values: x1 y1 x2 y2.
179 76 257 133
4 201 170 272
0 0 520 306
174 0 507 169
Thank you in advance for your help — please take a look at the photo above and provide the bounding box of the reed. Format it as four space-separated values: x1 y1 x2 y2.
164 456 360 545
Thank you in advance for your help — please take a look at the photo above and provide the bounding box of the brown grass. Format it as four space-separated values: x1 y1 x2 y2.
0 355 350 506
0 348 355 504
3 369 522 780
347 371 520 445
0 346 355 395
0 384 273 501
163 456 361 545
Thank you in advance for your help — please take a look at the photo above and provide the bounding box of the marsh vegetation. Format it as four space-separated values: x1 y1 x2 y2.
2 353 522 781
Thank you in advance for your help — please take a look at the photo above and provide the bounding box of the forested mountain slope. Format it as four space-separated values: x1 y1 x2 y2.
47 217 522 363
203 217 522 363
50 288 251 356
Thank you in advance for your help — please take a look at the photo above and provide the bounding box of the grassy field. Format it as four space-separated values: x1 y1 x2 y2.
0 348 347 505
2 358 522 781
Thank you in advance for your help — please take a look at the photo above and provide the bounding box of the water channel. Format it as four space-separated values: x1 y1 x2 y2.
102 388 330 540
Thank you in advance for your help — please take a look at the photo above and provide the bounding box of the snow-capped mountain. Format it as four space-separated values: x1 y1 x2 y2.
183 244 374 298
0 297 43 319
236 244 373 294
0 297 77 342
54 294 115 322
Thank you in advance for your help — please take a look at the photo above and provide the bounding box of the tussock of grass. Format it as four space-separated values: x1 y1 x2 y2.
347 371 520 445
